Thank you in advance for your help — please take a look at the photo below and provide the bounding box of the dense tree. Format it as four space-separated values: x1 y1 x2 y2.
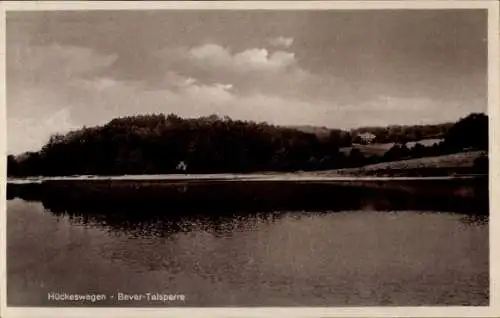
8 114 347 176
444 113 488 151
473 153 489 174
351 122 454 144
383 143 411 162
410 143 426 158
7 155 18 176
347 148 365 167
7 112 488 177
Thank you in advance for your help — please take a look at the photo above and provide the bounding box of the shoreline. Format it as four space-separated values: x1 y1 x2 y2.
6 173 487 184
7 151 487 183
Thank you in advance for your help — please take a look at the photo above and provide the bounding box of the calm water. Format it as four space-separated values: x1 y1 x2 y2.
7 181 489 307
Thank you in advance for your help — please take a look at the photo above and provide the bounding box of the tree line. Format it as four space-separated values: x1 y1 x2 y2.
7 112 488 177
350 123 454 144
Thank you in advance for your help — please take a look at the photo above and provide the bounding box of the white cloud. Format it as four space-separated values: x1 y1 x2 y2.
188 44 297 73
7 43 120 153
61 73 237 129
152 43 312 100
188 44 232 67
233 49 296 72
269 36 294 48
182 82 234 103
183 77 197 87
8 43 120 120
7 42 332 154
8 108 79 155
12 42 464 155
93 77 118 90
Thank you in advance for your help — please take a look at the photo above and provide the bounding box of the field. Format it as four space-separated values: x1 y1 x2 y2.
330 151 486 177
340 138 443 157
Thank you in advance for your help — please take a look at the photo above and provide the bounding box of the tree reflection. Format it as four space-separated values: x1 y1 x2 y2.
7 179 488 237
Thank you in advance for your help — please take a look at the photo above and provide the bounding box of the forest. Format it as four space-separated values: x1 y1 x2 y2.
7 112 488 177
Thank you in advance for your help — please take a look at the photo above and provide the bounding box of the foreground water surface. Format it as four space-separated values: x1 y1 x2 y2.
7 180 489 306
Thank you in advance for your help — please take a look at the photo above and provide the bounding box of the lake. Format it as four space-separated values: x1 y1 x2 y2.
6 177 489 306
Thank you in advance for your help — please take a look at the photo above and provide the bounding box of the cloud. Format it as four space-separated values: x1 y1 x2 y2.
268 36 294 48
188 44 296 72
222 94 332 126
181 77 197 87
7 43 120 153
188 44 232 67
8 43 120 117
73 77 118 91
233 48 296 72
7 41 337 154
151 43 316 100
8 108 79 155
9 43 118 83
337 96 473 127
60 72 236 128
8 40 475 155
360 95 437 111
182 81 234 103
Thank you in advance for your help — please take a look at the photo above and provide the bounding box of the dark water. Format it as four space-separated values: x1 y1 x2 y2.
7 180 489 306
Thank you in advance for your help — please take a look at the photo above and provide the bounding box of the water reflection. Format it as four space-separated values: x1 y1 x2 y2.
8 178 489 214
63 211 284 240
458 214 489 226
7 179 488 238
6 179 489 306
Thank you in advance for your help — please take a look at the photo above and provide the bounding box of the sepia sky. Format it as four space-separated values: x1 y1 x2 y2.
6 9 487 154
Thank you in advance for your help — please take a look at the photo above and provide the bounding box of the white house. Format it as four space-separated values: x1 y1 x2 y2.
357 132 376 144
176 161 187 173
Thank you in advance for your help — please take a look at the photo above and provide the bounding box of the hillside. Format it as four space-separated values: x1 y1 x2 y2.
350 122 453 143
290 122 452 144
332 151 487 177
7 112 488 177
340 138 444 157
287 125 333 139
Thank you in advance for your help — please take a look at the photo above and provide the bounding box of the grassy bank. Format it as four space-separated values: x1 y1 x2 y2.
325 151 487 177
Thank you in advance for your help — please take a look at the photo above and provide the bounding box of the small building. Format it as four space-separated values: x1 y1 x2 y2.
176 161 187 173
357 132 376 144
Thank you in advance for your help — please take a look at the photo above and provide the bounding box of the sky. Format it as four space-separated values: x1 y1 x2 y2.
6 9 487 154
